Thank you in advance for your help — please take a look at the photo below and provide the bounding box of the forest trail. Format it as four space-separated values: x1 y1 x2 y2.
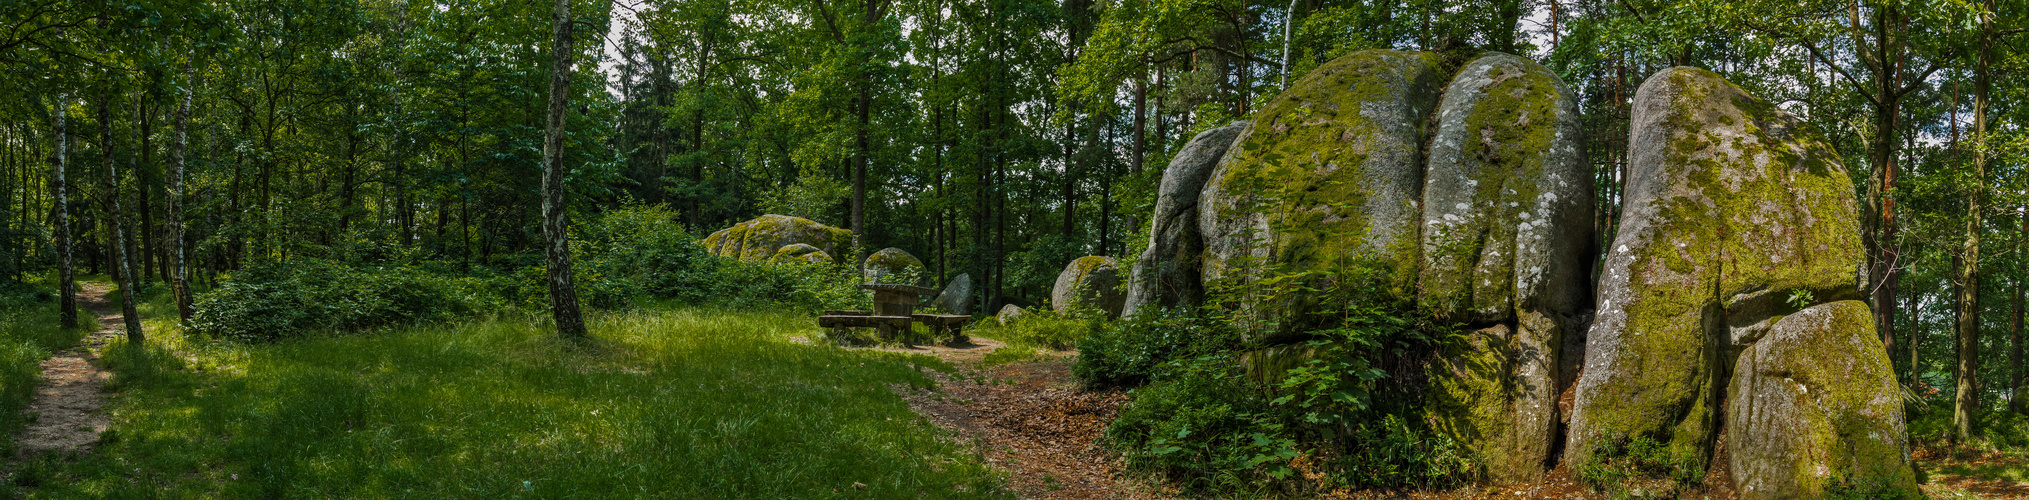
883 338 1154 500
14 281 117 458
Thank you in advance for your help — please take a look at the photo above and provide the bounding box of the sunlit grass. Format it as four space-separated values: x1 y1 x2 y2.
10 301 1006 498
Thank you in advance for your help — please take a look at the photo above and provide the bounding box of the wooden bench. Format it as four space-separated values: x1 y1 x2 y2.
913 314 972 343
818 314 915 343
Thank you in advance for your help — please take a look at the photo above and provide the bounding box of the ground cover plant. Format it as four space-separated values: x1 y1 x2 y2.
0 278 87 457
10 299 1004 498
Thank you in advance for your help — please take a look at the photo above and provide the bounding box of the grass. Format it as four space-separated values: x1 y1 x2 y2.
10 286 1009 499
0 274 92 457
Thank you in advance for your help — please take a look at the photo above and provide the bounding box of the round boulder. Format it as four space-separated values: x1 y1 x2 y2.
770 243 834 264
862 248 930 287
702 214 853 263
1051 256 1125 317
931 273 974 315
1198 49 1443 339
1727 301 1917 499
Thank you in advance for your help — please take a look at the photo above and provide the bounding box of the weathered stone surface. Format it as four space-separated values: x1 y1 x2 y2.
932 274 974 315
996 304 1026 326
1727 301 1916 499
1567 67 1866 470
769 243 834 264
1420 52 1592 323
1414 52 1592 483
1122 121 1248 317
1051 256 1125 317
703 214 853 263
862 248 929 287
1198 49 1443 339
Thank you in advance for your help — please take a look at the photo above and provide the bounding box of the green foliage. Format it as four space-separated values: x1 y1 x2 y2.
185 259 496 342
965 308 1102 350
1574 437 1705 498
1074 307 1238 388
14 307 1007 498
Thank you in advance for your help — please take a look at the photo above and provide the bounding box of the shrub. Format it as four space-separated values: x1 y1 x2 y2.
1074 308 1238 388
1574 436 1704 499
1105 352 1292 491
186 259 489 342
965 308 1100 350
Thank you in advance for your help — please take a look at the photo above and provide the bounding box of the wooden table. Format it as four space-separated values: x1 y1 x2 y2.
817 284 943 345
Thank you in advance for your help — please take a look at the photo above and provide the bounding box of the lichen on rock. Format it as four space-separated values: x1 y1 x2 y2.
1123 121 1248 317
770 243 834 264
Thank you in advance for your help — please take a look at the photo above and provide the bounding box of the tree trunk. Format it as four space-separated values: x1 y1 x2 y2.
167 61 194 320
1956 7 1995 441
541 0 587 338
102 90 143 343
53 94 75 327
2014 206 2026 414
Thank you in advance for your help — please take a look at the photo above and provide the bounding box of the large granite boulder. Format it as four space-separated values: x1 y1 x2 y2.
1121 121 1248 317
769 243 834 264
932 273 974 315
1416 52 1591 483
862 248 930 287
1051 256 1125 317
1728 301 1917 499
1198 49 1444 338
703 214 853 263
996 304 1026 326
1567 67 1871 475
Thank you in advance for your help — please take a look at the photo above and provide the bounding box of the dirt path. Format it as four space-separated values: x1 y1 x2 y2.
882 337 1155 500
14 282 118 458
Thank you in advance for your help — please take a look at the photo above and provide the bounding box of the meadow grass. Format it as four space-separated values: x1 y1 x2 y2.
11 291 1007 499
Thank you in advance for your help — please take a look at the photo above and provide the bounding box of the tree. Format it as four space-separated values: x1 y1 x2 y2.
541 0 586 338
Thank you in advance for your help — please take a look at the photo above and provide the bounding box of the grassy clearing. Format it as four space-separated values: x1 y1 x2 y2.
12 295 1007 499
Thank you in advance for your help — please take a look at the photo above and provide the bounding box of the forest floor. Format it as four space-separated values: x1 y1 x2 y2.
872 337 1152 499
12 282 115 458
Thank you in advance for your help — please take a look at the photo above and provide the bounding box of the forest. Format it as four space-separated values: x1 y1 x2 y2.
0 0 2024 497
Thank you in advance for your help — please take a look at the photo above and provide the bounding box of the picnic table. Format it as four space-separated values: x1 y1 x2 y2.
818 284 971 345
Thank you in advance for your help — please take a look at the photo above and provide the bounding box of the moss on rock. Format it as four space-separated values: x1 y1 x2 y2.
862 248 929 287
1567 67 1869 479
1197 49 1443 340
703 214 854 263
770 243 833 264
1052 256 1125 317
1727 301 1916 499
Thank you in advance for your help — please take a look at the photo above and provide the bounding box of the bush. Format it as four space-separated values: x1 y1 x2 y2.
1574 436 1704 498
576 205 864 312
964 308 1101 350
186 259 491 342
1105 352 1294 491
1075 308 1238 388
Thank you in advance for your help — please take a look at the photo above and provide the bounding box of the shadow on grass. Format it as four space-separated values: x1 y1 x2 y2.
8 308 1007 499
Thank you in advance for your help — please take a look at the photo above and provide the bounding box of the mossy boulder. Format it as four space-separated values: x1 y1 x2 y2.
703 214 853 263
769 243 834 264
1420 52 1592 323
1051 256 1125 317
1415 53 1592 482
1567 67 1867 472
1123 121 1248 317
861 248 929 287
1727 301 1916 499
1198 49 1443 340
996 304 1026 326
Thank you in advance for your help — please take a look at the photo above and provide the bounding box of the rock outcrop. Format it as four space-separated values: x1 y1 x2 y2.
1051 256 1125 317
1198 49 1444 339
1728 301 1915 499
1122 121 1248 317
1416 52 1591 483
703 214 853 263
862 248 929 287
1565 67 1906 494
932 274 974 315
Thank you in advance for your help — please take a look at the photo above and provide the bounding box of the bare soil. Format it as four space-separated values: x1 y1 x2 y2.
883 337 1157 499
14 282 117 458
